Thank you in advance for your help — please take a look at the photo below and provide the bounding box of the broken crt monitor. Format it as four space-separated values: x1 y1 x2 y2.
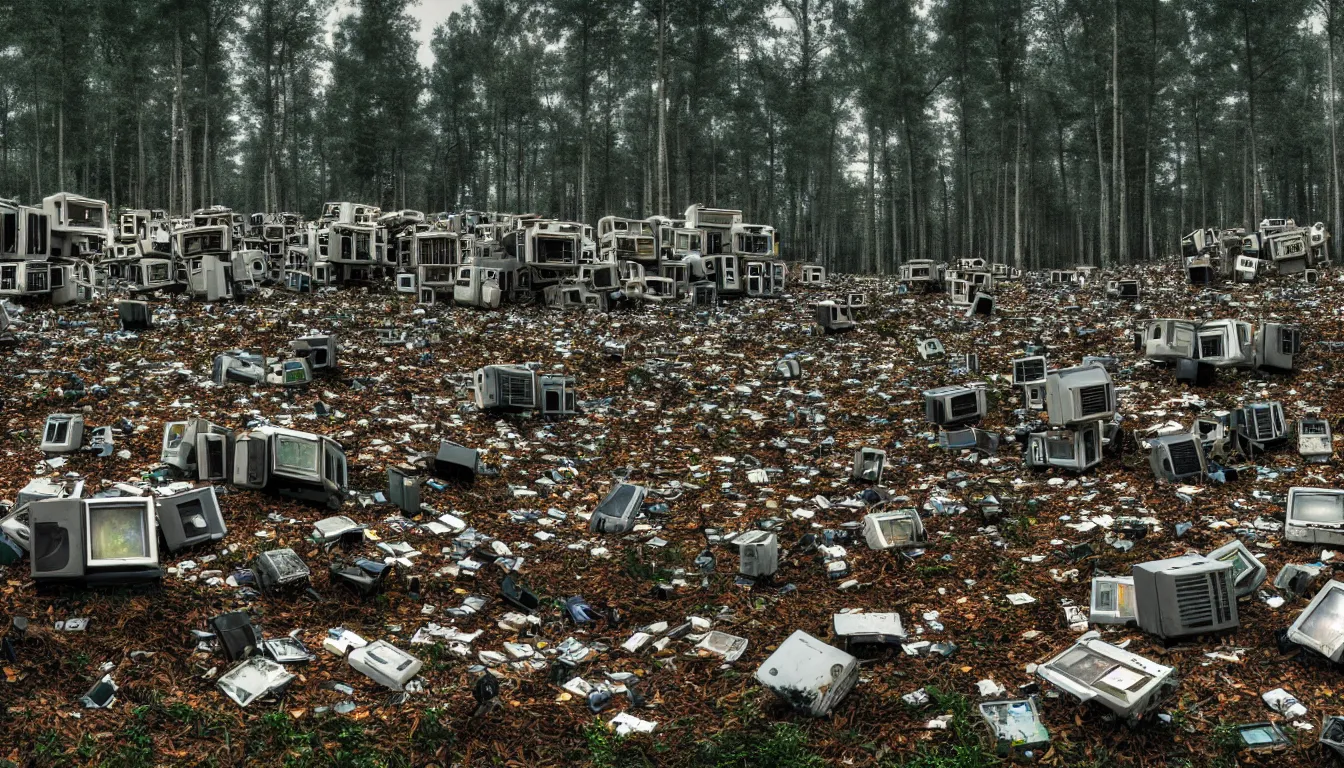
1089 576 1136 625
1035 631 1175 721
1044 364 1115 427
538 373 577 417
1230 401 1288 454
433 440 481 484
851 447 885 482
588 483 647 534
734 531 779 578
754 630 858 717
1194 319 1253 368
862 508 927 551
832 612 905 648
1132 554 1238 639
232 426 347 508
40 413 84 453
1143 319 1197 363
290 334 337 370
253 548 311 593
1206 539 1267 598
1299 418 1333 463
916 338 945 360
1254 322 1301 371
118 300 151 331
923 385 987 427
813 300 855 332
1285 580 1344 662
474 365 538 411
1147 433 1206 482
1285 487 1344 547
31 497 161 585
979 698 1050 758
156 486 227 552
348 640 422 690
1024 422 1104 472
266 357 313 387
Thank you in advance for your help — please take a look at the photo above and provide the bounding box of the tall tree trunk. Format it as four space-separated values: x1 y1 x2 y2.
656 0 668 216
1014 94 1024 271
1095 100 1110 267
1112 0 1120 262
1329 12 1342 260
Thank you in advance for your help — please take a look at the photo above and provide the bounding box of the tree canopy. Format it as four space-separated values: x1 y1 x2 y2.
0 0 1339 270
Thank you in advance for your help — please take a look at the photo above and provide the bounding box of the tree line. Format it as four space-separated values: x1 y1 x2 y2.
0 0 1338 272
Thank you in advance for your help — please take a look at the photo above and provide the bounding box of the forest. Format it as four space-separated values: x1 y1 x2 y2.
0 0 1338 272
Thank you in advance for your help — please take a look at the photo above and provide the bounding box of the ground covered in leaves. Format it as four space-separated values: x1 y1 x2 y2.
2 266 1343 767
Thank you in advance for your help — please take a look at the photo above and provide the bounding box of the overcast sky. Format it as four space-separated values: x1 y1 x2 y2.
328 0 471 69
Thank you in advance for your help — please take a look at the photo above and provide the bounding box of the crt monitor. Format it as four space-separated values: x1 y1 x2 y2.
83 498 158 569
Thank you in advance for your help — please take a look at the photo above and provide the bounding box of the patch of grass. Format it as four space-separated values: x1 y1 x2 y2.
584 720 655 768
889 687 997 768
33 729 65 763
102 720 154 768
696 722 825 768
413 707 457 755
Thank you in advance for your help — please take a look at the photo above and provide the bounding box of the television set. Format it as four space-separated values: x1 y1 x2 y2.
800 264 826 285
588 483 647 534
923 385 987 427
1232 401 1288 453
196 431 233 481
157 487 227 552
862 509 927 551
1285 580 1344 662
1147 433 1206 482
1206 539 1266 598
1089 576 1136 625
1132 554 1238 639
212 353 265 385
40 413 83 453
734 531 778 578
1044 364 1115 426
1285 487 1344 546
1195 319 1253 368
754 630 858 717
851 448 886 482
1035 631 1176 721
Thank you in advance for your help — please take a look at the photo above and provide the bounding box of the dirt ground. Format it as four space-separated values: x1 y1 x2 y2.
1 267 1341 768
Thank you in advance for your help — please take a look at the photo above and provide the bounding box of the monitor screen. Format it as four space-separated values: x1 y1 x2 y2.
1298 588 1344 644
1291 492 1344 524
283 363 307 383
88 504 150 561
275 436 319 474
